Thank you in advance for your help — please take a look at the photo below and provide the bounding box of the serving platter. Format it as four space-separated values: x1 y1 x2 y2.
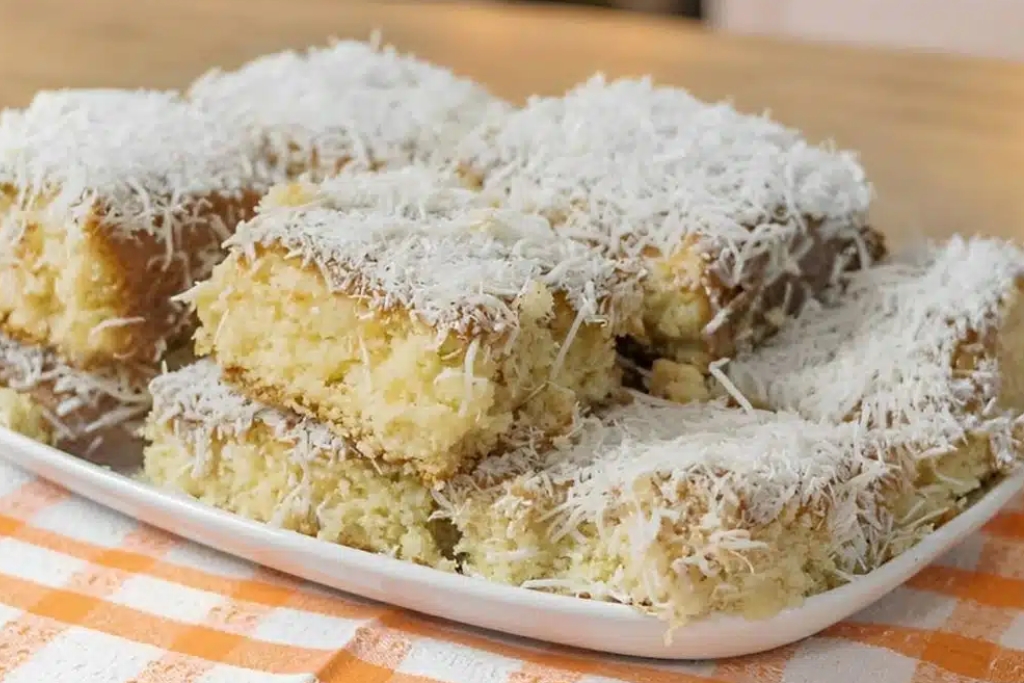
1 424 1020 660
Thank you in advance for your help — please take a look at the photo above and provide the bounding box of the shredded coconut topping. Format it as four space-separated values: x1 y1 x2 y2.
275 166 490 218
444 382 1014 609
457 75 873 287
0 332 151 439
0 89 269 237
441 391 900 594
188 39 508 177
460 394 870 525
224 168 643 337
437 237 1024 604
148 360 356 476
726 236 1024 463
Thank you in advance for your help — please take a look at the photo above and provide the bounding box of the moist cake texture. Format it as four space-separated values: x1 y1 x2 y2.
188 168 644 482
151 233 1024 627
0 40 505 371
456 75 885 368
188 39 508 180
143 360 451 567
439 236 1024 626
442 395 1005 626
7 43 1018 632
0 89 267 368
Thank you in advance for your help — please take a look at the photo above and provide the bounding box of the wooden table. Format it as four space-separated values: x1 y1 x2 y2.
1 0 1021 246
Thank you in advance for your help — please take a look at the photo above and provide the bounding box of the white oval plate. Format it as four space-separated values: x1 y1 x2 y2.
1 425 1020 660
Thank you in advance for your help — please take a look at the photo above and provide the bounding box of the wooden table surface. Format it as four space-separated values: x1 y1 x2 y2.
1 0 1021 246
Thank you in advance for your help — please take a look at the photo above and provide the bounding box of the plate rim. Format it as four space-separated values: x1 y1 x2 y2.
1 425 1020 660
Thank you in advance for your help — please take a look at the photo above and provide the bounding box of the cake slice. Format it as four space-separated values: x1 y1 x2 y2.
143 360 452 568
443 395 1014 626
186 169 643 482
187 39 508 180
456 75 885 369
441 236 1024 626
723 235 1024 440
0 89 267 369
150 237 1024 625
0 332 152 458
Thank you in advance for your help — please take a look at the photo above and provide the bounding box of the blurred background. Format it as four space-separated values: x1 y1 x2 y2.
523 0 1023 62
516 0 701 17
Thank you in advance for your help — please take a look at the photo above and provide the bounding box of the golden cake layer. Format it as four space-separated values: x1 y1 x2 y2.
456 76 885 369
0 89 267 369
438 236 1024 626
143 238 1024 627
0 41 504 374
143 360 452 568
185 169 643 482
443 399 1005 626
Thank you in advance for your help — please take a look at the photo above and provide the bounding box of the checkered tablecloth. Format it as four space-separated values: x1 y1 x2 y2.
2 459 1024 683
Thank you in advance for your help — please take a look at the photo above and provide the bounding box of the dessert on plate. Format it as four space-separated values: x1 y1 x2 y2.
0 40 506 447
147 230 1024 626
443 236 1024 625
0 88 266 369
143 359 450 567
2 39 1020 630
184 167 643 481
455 76 886 371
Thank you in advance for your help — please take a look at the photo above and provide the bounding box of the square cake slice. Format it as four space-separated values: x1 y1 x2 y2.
443 395 1015 627
0 89 268 369
186 168 643 482
143 360 452 568
187 39 508 180
723 235 1024 447
457 75 885 369
441 236 1024 626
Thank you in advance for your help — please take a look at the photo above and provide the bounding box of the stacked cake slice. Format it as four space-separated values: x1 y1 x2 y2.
0 37 1015 628
144 166 642 562
440 236 1024 624
182 169 643 481
140 58 1016 624
454 75 886 370
0 40 506 452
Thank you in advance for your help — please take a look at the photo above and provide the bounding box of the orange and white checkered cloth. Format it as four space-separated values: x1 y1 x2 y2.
3 459 1024 683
